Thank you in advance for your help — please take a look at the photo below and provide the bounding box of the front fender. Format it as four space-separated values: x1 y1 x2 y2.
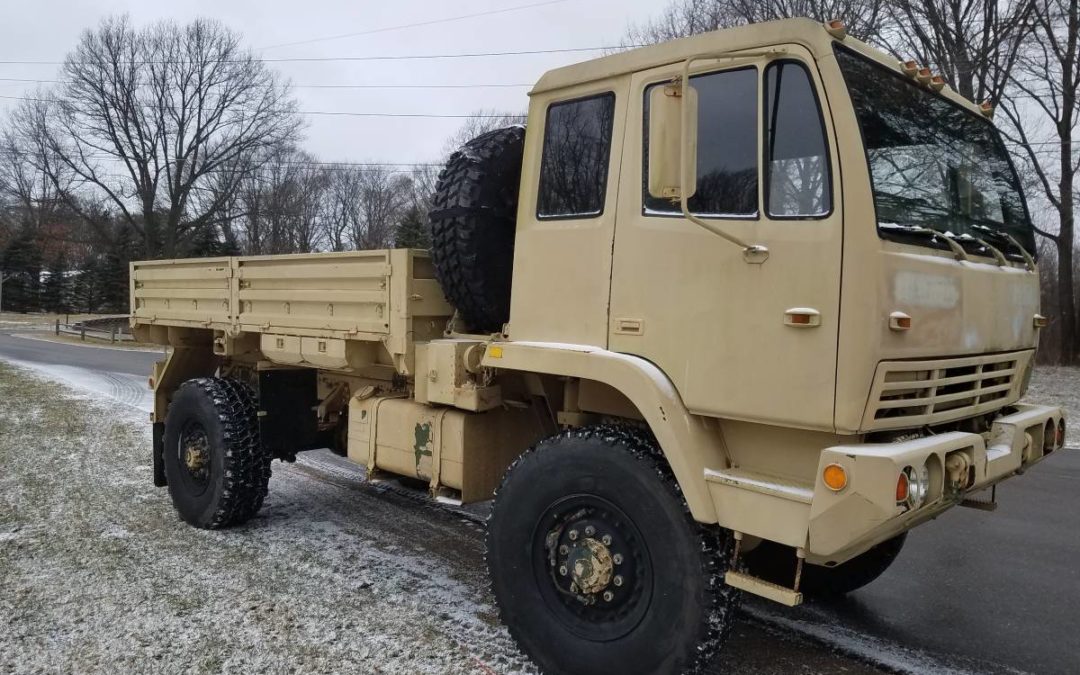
482 341 728 522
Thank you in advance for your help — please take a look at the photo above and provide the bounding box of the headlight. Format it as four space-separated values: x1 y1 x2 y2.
898 464 930 510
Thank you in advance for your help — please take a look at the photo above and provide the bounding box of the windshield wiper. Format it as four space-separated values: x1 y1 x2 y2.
971 224 1036 271
880 223 969 261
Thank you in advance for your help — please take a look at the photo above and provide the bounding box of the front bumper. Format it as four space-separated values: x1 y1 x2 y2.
706 403 1066 566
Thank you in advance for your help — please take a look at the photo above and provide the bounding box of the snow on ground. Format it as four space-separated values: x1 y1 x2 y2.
0 361 536 675
1023 366 1080 444
0 356 152 412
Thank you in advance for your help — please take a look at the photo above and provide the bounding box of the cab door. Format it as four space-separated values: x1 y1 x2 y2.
608 48 843 431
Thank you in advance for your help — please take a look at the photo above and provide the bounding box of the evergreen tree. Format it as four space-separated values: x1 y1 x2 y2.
394 206 431 249
41 252 70 313
0 231 43 312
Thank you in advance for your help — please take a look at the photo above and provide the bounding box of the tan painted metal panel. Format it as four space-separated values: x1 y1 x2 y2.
131 249 453 375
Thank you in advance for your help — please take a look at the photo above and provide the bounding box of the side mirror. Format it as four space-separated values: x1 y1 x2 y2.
648 81 698 202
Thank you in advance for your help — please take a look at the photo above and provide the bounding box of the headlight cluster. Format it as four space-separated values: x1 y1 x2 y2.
896 464 929 510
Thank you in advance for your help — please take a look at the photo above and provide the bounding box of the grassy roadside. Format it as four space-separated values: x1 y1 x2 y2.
0 362 527 675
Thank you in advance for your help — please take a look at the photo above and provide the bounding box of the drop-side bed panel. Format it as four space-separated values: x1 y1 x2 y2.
236 251 393 335
131 250 453 373
130 257 234 329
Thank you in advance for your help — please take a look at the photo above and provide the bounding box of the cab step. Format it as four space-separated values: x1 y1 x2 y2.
959 485 997 511
724 570 803 607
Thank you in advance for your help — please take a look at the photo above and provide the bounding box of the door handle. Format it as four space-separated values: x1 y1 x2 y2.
784 308 821 328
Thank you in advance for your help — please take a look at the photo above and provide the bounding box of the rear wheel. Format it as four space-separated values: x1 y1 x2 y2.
487 426 739 675
162 377 270 529
744 533 908 597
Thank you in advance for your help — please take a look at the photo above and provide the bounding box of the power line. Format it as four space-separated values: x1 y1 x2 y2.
0 76 532 89
0 45 629 67
259 0 570 50
0 93 523 119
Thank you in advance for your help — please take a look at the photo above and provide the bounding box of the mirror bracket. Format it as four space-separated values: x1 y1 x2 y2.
677 48 787 265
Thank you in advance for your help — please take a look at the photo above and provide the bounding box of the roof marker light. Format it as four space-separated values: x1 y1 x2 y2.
979 101 994 117
825 20 847 40
901 60 919 77
930 75 946 91
916 67 933 84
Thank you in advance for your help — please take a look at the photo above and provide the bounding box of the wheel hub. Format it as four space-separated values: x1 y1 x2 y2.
177 422 212 491
532 495 653 641
184 445 207 472
567 538 614 595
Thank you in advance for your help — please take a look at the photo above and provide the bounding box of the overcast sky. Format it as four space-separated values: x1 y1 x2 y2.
0 0 660 165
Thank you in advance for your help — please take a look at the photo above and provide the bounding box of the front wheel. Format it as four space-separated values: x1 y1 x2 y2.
162 377 270 529
486 426 739 675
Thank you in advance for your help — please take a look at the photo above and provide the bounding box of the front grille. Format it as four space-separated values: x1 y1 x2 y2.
862 351 1031 431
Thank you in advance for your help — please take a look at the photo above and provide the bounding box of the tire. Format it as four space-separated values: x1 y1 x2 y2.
487 425 739 675
744 533 907 597
429 125 525 332
162 377 271 529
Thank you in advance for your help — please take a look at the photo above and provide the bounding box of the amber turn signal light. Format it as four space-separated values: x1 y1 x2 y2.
823 463 848 491
895 471 909 503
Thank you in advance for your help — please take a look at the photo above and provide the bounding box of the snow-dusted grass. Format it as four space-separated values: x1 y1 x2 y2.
0 362 534 675
1024 366 1080 444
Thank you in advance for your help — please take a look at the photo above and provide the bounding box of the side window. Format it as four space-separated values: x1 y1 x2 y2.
764 61 831 217
537 93 616 218
643 67 758 217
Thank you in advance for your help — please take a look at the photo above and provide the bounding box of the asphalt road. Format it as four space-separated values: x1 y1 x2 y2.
0 331 161 376
1 328 1076 674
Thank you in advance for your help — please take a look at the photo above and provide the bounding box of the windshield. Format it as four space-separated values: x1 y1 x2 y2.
834 47 1035 260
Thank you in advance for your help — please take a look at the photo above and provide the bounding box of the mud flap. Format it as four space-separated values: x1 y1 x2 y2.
258 368 318 460
152 421 166 487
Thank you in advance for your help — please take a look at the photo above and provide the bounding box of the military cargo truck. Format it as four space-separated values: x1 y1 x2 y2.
132 18 1067 675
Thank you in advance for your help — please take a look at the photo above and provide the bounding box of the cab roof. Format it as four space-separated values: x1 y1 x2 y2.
530 17 984 118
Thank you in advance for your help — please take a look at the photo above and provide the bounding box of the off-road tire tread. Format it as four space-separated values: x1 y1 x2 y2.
487 424 740 674
171 377 271 529
429 125 525 332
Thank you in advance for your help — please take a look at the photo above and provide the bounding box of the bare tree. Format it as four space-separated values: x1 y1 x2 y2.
997 0 1080 363
623 0 887 44
441 110 526 159
19 16 301 258
234 146 329 255
885 1 1036 103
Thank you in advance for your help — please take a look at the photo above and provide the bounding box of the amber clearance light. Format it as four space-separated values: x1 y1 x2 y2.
895 471 910 503
823 463 848 491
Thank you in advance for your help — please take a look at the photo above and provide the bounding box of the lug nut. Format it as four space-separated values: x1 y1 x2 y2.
568 529 579 541
559 565 568 576
601 534 612 546
613 575 624 587
613 553 623 565
558 545 568 555
603 591 614 602
584 526 595 536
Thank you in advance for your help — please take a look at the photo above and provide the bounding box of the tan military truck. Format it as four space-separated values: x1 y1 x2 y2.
132 18 1067 675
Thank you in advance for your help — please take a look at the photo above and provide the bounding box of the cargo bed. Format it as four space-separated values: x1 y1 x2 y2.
131 249 452 375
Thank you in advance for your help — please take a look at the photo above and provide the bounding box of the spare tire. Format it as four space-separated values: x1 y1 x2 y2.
429 125 525 332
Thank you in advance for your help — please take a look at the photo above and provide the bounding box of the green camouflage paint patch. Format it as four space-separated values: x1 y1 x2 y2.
414 422 433 472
